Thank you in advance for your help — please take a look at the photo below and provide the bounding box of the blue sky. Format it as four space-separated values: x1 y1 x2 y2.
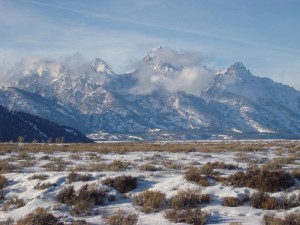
0 0 300 88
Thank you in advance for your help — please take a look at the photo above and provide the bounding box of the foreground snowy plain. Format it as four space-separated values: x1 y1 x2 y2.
0 140 299 225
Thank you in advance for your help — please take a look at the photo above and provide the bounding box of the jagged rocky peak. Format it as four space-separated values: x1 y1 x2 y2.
20 58 62 78
143 46 180 73
90 58 114 74
224 62 251 77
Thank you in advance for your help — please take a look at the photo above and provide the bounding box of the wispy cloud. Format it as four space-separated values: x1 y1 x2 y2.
16 0 300 55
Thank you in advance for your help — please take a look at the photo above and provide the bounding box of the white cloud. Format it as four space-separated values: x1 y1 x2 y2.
130 48 214 96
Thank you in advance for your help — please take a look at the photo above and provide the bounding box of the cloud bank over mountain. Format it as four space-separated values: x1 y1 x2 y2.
131 47 215 96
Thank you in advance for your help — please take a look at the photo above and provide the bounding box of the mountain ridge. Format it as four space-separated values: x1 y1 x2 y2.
1 47 300 140
0 104 92 143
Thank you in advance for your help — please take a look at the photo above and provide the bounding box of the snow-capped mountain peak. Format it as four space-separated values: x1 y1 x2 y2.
1 47 300 140
143 46 180 73
227 62 248 74
90 58 114 74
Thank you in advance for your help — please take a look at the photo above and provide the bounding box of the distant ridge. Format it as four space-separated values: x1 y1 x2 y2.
1 47 300 141
0 105 92 143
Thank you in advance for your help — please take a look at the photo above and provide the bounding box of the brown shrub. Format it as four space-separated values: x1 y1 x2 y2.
250 192 280 210
102 175 137 193
171 189 209 210
106 160 130 171
67 171 92 183
2 195 26 212
138 163 160 171
34 182 54 190
134 190 166 213
0 175 8 189
0 217 14 225
0 160 14 173
28 174 49 180
222 197 241 207
104 209 139 225
206 161 237 170
291 169 300 180
17 207 62 225
227 168 294 192
163 160 184 170
200 194 212 204
261 212 300 225
56 184 105 216
42 161 67 172
184 167 209 186
164 208 210 225
56 186 75 205
72 220 90 225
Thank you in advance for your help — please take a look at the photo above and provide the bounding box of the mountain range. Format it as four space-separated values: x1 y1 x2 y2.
1 47 300 141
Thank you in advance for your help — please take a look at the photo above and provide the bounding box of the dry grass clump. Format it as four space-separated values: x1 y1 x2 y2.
87 160 130 172
226 168 294 192
17 152 35 160
138 163 160 171
106 160 130 171
67 171 92 183
42 157 69 171
18 159 37 168
144 153 164 160
39 155 51 160
280 193 300 209
290 169 300 180
134 190 166 213
104 209 139 225
17 207 62 225
261 212 300 225
71 220 90 225
250 192 280 210
0 160 15 173
102 175 137 193
0 217 14 225
34 182 54 190
164 208 210 225
28 174 49 180
184 167 209 186
86 162 106 172
86 152 102 161
69 154 81 160
2 195 26 212
171 189 211 210
222 197 242 207
163 160 184 170
56 184 105 216
0 175 8 189
186 162 236 179
206 161 237 170
262 156 296 170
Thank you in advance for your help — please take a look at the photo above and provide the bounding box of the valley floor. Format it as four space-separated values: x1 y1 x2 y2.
0 141 299 224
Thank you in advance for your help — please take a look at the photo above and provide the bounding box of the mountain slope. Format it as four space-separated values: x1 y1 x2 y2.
0 105 91 143
1 48 300 140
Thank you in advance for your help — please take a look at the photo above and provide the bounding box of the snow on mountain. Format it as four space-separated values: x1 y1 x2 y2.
205 62 300 114
90 58 114 74
1 48 300 140
203 62 300 134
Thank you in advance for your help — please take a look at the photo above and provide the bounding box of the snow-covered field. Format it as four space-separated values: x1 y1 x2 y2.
0 141 299 224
